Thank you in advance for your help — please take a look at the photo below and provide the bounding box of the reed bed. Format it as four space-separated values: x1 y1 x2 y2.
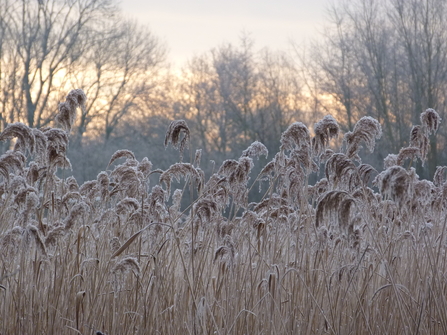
1 90 447 334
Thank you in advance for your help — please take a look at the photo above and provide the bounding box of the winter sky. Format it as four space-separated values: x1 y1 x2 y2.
120 0 330 67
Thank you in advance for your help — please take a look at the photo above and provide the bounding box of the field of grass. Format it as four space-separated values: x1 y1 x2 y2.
1 90 447 334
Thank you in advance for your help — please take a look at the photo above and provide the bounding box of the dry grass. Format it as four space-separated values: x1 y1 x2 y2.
1 91 447 334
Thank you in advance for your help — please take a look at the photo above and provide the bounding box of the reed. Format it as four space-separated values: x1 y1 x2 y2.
1 91 447 334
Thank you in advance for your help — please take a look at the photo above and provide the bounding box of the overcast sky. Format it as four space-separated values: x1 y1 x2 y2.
120 0 331 67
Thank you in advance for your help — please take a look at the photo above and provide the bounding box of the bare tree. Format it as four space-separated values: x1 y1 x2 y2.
390 0 447 175
0 0 115 128
0 0 166 146
306 0 447 173
178 38 306 162
71 18 166 143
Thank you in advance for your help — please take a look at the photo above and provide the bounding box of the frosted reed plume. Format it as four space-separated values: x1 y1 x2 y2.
137 157 153 179
43 128 70 170
30 128 48 166
64 202 88 230
384 154 398 168
159 163 203 199
116 197 139 217
312 115 340 157
409 126 429 164
96 171 110 202
193 149 202 167
241 141 269 159
194 198 219 225
376 166 411 207
357 164 377 186
325 153 358 191
315 190 355 230
421 108 441 134
396 147 422 166
1 226 24 258
218 157 254 206
280 122 311 153
164 119 190 161
0 150 26 182
344 116 382 161
110 164 143 198
434 166 447 187
107 149 136 168
66 176 79 192
79 180 97 201
0 122 35 155
55 89 87 131
26 162 40 185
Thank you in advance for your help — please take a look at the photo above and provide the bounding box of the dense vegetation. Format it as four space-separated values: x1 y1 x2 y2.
1 90 447 334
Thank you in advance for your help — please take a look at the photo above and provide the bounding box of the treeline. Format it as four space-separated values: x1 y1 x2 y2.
1 0 447 182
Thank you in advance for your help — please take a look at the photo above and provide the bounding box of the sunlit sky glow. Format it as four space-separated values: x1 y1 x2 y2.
120 0 330 67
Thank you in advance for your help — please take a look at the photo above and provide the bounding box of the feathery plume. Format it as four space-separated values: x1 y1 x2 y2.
96 172 110 202
31 128 48 166
377 166 411 206
107 149 136 168
289 146 319 174
344 116 382 161
214 235 235 268
409 126 429 164
396 147 421 166
194 198 218 225
148 185 167 221
193 149 202 167
66 176 79 192
61 192 82 207
280 122 311 152
45 225 65 247
44 128 69 153
14 186 38 207
241 141 268 159
110 166 142 198
413 180 434 207
325 153 358 190
312 115 339 157
44 128 70 170
315 190 355 230
160 163 203 199
420 108 441 135
384 154 398 169
26 162 41 185
308 178 329 201
116 197 140 216
64 202 88 230
55 89 87 132
137 157 152 179
0 122 35 154
170 189 183 217
0 150 26 182
79 180 97 200
434 166 447 187
217 157 254 206
164 120 190 161
357 164 378 186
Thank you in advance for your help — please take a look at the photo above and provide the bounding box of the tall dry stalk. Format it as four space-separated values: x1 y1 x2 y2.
1 92 447 334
